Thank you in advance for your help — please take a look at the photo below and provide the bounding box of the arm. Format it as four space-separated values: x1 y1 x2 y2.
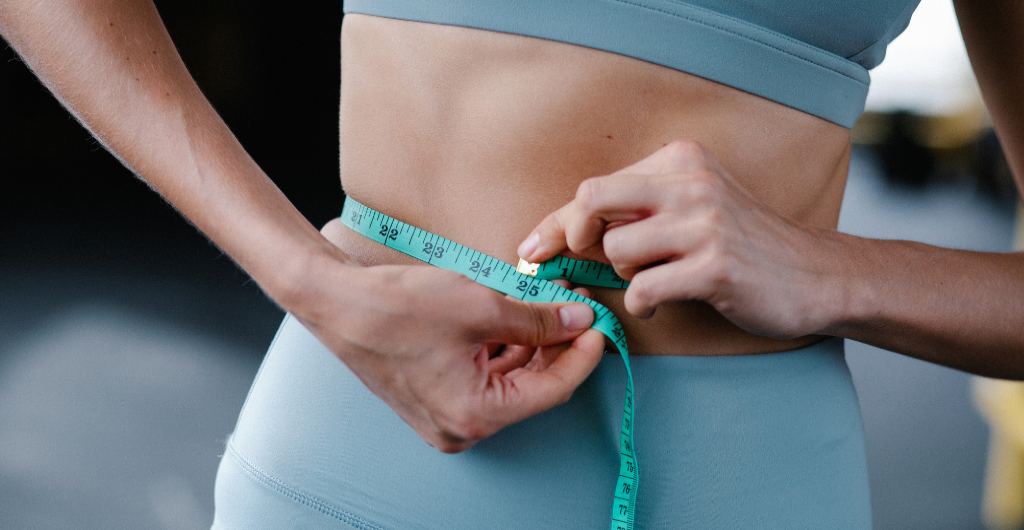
0 0 346 304
520 71 1024 381
954 1 1024 185
1 0 605 451
825 1 1024 376
829 0 1024 375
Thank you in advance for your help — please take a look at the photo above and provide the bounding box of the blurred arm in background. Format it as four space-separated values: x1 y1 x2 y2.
816 2 1024 377
954 2 1024 185
0 0 353 306
958 3 1024 526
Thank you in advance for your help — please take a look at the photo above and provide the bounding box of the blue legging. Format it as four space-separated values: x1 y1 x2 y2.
212 313 871 529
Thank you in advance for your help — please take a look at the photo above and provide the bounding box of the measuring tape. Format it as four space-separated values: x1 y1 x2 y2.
340 195 639 530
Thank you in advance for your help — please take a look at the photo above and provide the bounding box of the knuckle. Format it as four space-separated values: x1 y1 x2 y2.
457 421 488 443
435 439 464 454
525 304 551 345
602 230 624 259
665 139 705 161
662 177 689 207
424 430 453 453
703 249 734 288
564 231 589 255
697 210 725 241
687 174 718 206
612 264 634 281
440 406 484 443
575 177 602 211
703 235 726 261
557 387 575 406
629 274 653 304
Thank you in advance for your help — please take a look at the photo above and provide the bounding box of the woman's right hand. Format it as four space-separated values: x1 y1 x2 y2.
286 227 607 453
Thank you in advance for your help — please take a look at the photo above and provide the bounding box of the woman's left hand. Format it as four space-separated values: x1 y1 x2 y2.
516 140 843 340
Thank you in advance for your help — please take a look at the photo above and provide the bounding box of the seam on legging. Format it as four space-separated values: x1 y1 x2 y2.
225 441 386 530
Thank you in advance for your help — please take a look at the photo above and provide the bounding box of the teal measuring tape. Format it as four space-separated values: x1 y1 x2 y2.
340 195 639 530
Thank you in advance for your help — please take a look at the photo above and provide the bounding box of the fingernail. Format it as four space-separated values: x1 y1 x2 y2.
517 232 540 259
559 304 594 330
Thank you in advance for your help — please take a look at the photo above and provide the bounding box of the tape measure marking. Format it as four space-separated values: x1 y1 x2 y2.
340 196 639 530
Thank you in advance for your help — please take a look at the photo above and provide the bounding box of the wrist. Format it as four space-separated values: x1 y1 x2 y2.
813 229 879 337
268 233 362 314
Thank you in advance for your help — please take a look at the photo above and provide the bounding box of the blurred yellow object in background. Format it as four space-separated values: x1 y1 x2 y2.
974 203 1024 530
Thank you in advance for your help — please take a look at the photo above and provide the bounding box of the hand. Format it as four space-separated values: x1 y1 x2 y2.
289 238 606 453
516 140 841 339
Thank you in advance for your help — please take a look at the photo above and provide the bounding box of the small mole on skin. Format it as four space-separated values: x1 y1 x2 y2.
151 50 157 55
605 134 614 140
109 22 114 27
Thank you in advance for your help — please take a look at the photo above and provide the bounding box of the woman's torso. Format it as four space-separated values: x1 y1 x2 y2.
331 13 854 356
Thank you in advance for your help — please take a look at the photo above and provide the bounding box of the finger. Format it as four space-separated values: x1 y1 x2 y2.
486 328 606 423
480 297 595 346
518 175 660 263
551 280 591 299
516 206 574 264
602 214 704 279
573 286 592 299
490 308 589 375
550 279 571 289
486 344 535 374
562 176 656 260
624 252 720 318
523 342 563 372
487 280 587 374
523 286 592 372
435 431 476 454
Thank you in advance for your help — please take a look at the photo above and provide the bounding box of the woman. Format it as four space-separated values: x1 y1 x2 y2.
3 0 1023 528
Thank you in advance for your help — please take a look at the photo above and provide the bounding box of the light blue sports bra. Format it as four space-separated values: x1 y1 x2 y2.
342 0 922 128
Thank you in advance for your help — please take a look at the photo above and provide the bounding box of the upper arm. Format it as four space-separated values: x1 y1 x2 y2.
954 0 1024 195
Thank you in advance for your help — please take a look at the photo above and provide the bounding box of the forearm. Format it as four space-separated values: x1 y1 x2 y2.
822 229 1024 378
0 0 350 305
831 0 1024 378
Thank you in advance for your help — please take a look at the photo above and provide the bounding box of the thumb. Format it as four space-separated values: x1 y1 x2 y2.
484 298 595 346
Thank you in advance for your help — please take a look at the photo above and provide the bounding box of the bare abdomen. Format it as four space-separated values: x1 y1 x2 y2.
334 14 853 356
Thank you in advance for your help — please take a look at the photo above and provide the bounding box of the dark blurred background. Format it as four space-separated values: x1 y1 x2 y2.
2 1 342 344
1 1 1021 529
1 3 341 528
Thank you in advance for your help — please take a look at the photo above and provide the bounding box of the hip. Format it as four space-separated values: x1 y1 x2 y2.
213 313 871 529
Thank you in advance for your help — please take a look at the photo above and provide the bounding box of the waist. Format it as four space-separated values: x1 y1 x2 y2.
335 13 854 356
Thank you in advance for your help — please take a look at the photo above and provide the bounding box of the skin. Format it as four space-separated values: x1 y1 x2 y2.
2 1 1023 453
328 14 849 358
0 0 606 453
516 1 1024 378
